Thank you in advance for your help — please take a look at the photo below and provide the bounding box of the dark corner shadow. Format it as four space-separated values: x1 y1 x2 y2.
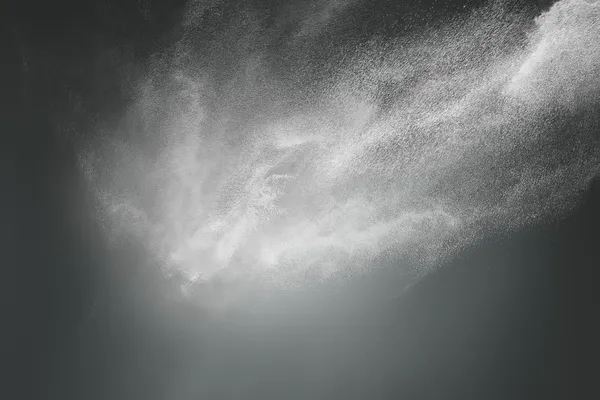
380 177 600 399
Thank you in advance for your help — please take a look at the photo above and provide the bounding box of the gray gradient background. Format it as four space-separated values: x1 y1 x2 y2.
1 1 599 399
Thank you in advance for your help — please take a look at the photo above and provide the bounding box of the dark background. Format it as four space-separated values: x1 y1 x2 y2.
1 1 598 399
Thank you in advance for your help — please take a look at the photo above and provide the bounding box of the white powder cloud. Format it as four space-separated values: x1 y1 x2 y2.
80 0 600 309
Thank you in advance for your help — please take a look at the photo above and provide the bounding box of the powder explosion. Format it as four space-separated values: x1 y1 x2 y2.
78 0 600 308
